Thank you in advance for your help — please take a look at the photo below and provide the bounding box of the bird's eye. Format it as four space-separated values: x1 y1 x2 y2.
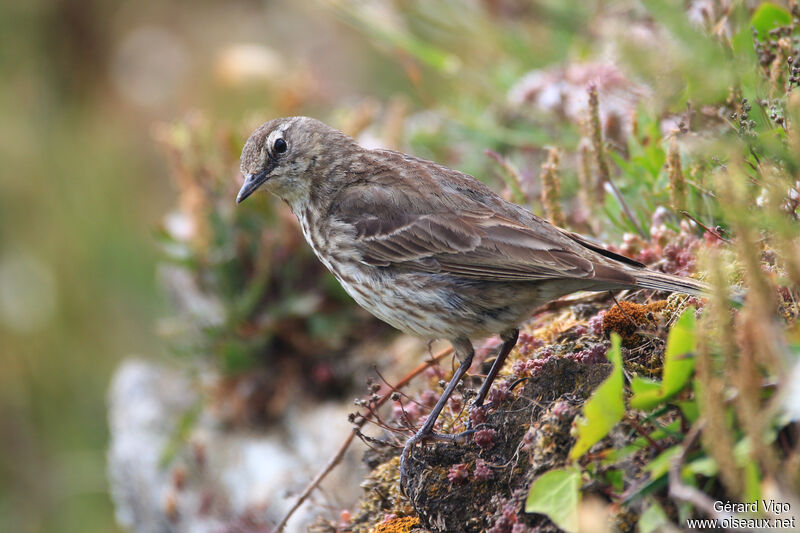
273 138 288 154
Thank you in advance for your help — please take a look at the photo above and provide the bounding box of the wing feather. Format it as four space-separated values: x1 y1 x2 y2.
329 152 638 286
351 209 613 281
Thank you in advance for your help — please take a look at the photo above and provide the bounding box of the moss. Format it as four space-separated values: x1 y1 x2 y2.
351 457 418 533
602 300 667 346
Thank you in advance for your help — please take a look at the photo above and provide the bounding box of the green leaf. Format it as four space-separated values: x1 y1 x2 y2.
631 376 661 396
630 308 696 410
644 445 682 480
743 460 763 503
159 402 202 467
730 437 764 503
686 456 718 477
604 415 682 466
750 3 792 39
525 467 581 533
661 309 697 382
221 339 255 374
604 468 624 493
677 400 699 423
638 500 671 533
621 474 668 505
569 334 625 460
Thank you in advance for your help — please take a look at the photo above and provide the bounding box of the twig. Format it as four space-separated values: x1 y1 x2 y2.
626 415 664 453
667 137 687 212
609 292 639 328
394 397 420 431
588 84 611 204
373 366 420 406
273 345 454 532
540 147 566 227
426 340 445 380
679 210 732 243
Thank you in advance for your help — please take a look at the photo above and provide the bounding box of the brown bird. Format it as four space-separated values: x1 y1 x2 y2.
236 116 705 479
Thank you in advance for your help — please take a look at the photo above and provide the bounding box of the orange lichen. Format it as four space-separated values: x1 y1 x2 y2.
370 515 420 533
602 300 667 346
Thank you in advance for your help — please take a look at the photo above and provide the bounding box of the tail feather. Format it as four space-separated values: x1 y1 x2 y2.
630 269 709 296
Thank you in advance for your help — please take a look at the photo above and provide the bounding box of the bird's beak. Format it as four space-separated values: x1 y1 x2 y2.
236 170 269 204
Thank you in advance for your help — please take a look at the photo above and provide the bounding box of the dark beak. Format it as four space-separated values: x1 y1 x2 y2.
236 170 269 204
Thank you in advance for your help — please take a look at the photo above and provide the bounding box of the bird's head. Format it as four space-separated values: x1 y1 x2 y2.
237 116 355 206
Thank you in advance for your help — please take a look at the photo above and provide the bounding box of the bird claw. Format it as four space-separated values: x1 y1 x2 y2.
400 428 475 486
400 431 427 487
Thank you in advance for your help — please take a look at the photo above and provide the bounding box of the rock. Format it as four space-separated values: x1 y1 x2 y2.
108 359 365 533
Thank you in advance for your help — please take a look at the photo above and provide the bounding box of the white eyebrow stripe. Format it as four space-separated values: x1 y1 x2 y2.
266 122 291 153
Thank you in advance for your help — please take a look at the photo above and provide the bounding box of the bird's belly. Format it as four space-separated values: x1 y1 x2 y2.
325 261 539 340
295 216 452 337
329 263 454 338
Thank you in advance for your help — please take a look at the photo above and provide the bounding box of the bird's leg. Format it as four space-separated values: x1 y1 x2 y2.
400 337 474 483
471 328 519 410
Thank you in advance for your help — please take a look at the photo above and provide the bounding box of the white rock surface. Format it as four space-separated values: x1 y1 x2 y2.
108 359 367 533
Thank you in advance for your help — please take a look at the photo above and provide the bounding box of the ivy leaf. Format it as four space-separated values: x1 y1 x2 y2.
569 334 625 460
525 467 581 533
630 308 696 410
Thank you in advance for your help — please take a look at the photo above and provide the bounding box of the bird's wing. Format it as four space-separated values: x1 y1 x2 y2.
327 147 642 285
337 191 633 283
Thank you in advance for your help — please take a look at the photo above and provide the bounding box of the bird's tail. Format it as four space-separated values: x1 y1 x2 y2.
630 269 709 297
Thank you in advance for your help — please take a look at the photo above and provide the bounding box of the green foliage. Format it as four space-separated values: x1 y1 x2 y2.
569 334 625 460
630 308 696 410
638 500 670 533
159 402 202 467
525 467 581 533
569 333 625 459
751 3 792 38
644 446 683 480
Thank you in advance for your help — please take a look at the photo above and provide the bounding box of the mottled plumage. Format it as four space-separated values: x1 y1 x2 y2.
237 116 705 480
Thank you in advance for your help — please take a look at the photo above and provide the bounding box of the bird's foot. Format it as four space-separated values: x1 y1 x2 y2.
400 428 474 485
399 431 423 486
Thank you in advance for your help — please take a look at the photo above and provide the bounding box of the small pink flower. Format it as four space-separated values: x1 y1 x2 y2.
474 459 494 481
474 428 497 449
447 463 469 484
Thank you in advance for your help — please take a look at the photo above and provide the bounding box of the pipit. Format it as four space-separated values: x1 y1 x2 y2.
236 116 705 480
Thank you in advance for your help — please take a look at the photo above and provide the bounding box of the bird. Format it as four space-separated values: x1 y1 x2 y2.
235 116 706 480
